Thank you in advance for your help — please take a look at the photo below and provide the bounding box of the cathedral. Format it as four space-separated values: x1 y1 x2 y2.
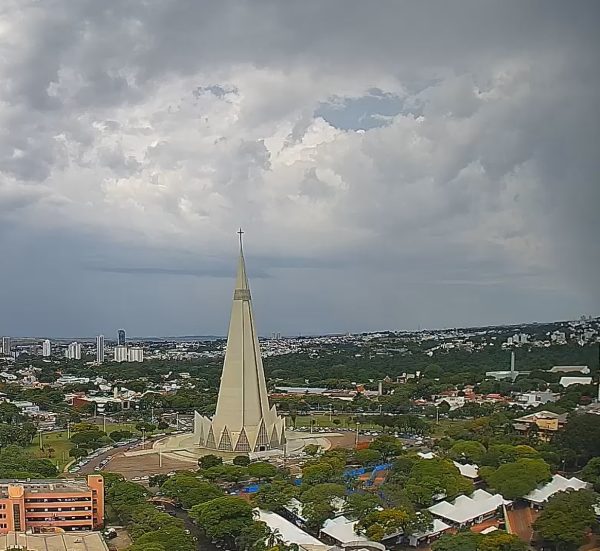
194 233 286 453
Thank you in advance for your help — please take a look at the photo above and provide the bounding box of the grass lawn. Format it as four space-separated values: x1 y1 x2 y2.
25 422 145 471
292 414 384 431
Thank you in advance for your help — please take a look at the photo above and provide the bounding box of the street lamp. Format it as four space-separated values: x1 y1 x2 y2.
355 422 360 446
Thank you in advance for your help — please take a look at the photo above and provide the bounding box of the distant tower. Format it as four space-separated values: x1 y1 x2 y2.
96 335 105 363
511 351 515 373
194 231 286 453
127 347 144 363
1 337 11 356
42 339 52 357
65 342 82 360
117 329 126 346
113 345 128 363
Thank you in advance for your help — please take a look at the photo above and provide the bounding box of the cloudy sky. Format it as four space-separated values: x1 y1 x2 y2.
1 1 598 338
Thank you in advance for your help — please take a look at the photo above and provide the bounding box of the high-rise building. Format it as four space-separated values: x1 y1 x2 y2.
96 335 105 363
1 337 11 356
194 233 285 453
65 342 82 360
42 339 52 357
0 475 104 533
113 345 128 362
117 329 126 346
127 347 144 363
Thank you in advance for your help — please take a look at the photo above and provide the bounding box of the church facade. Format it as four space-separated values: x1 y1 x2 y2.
194 236 286 453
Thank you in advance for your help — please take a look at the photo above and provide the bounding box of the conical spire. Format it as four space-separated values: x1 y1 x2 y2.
193 230 285 453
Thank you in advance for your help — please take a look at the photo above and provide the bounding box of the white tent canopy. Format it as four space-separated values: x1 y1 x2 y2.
524 474 588 504
428 489 510 525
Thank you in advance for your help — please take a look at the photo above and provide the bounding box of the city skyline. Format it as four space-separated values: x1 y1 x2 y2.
0 1 598 337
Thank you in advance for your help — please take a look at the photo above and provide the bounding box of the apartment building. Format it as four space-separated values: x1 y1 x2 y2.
0 475 104 533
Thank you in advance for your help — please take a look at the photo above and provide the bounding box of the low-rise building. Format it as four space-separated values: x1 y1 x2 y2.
559 376 593 388
0 531 108 551
513 411 567 441
428 489 511 528
0 475 104 533
524 474 588 508
513 391 560 408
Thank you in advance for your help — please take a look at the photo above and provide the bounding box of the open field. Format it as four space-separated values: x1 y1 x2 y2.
25 422 145 470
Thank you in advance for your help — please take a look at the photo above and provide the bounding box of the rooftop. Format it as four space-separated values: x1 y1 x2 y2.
524 474 588 504
0 478 91 498
0 531 108 551
428 489 511 525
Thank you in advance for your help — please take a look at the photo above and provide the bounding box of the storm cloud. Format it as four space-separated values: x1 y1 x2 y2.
0 0 598 337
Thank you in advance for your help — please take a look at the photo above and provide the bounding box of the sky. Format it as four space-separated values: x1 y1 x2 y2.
0 1 599 338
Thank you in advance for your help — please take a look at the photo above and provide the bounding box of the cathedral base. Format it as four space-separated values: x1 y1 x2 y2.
153 430 340 464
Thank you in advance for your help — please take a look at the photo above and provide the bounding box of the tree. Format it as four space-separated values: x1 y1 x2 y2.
448 440 486 464
70 428 106 450
110 429 134 441
558 413 600 466
198 454 223 469
432 532 526 551
191 496 255 543
403 458 473 507
129 527 195 551
135 422 157 433
301 483 346 531
302 462 337 486
233 455 251 466
304 444 321 457
369 435 404 460
161 473 223 509
481 458 551 499
69 447 88 458
149 474 168 488
344 493 382 520
352 448 383 466
533 489 598 550
203 464 249 483
581 456 600 491
236 520 271 551
356 508 431 542
252 480 297 513
247 462 278 481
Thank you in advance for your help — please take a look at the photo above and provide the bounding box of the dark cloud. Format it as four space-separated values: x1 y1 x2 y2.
0 0 598 336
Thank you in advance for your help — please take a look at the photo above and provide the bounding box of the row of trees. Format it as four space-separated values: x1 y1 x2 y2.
103 473 195 551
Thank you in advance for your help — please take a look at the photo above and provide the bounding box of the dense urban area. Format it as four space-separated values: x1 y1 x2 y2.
0 315 598 551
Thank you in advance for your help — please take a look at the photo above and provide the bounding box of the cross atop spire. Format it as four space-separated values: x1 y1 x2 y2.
238 228 244 251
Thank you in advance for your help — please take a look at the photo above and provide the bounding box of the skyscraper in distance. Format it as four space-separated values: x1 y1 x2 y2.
1 337 11 356
117 329 126 346
42 339 52 357
65 342 82 360
96 335 105 363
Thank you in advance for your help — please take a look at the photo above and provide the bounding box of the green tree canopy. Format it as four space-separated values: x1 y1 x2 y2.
356 508 431 542
252 480 297 514
191 496 255 543
161 472 223 509
198 454 223 469
533 489 598 550
480 458 551 499
448 440 486 464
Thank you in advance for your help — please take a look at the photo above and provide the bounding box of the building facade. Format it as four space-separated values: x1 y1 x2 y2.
117 329 126 346
113 345 128 362
65 342 82 360
42 340 51 357
96 335 105 363
127 347 144 362
1 337 10 356
0 475 104 533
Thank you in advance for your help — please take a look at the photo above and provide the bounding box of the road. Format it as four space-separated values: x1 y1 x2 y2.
73 437 161 476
